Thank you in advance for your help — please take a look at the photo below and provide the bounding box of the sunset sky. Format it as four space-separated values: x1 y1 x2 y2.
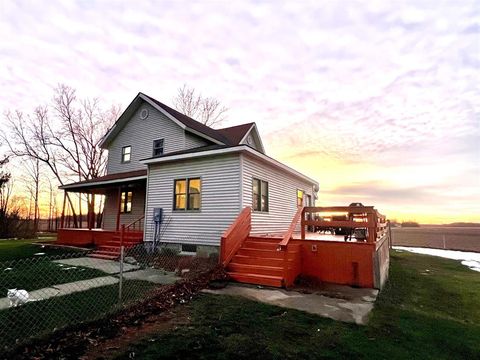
0 0 479 223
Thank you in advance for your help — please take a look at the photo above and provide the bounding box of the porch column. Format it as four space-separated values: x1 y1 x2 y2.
87 192 92 230
116 186 122 231
90 193 95 230
60 190 67 228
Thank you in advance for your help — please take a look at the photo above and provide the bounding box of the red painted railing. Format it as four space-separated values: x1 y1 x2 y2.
125 215 145 232
278 206 304 250
220 207 251 267
277 206 304 287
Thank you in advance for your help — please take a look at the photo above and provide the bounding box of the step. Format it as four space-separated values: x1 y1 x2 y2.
243 240 280 251
237 248 284 259
247 236 282 243
227 272 283 287
97 245 121 252
87 253 118 260
228 262 284 277
231 255 284 267
104 241 141 247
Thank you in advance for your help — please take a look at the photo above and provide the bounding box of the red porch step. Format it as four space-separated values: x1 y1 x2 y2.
226 236 287 287
88 230 143 260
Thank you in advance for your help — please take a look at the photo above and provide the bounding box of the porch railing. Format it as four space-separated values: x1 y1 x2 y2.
220 207 251 267
125 215 145 233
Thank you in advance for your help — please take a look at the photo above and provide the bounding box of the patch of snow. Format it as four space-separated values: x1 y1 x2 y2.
3 268 12 271
33 252 45 256
61 266 77 270
393 246 480 273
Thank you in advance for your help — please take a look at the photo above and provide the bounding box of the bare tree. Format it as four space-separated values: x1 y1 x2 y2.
173 84 228 128
3 84 119 228
21 158 41 232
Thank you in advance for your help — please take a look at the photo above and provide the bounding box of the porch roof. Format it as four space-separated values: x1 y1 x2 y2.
59 169 147 193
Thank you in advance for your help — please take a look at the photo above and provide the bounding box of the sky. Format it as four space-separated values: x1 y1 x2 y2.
0 0 479 223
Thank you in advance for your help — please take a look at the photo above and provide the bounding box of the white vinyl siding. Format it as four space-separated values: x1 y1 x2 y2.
185 132 209 148
144 154 241 247
241 153 315 235
103 185 146 230
106 103 191 174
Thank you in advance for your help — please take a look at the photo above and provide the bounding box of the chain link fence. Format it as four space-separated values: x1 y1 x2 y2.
0 243 218 353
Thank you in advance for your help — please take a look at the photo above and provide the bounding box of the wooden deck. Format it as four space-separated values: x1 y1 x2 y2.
221 205 391 290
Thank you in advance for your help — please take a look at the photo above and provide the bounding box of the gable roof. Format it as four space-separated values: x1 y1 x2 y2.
99 92 259 150
216 123 255 145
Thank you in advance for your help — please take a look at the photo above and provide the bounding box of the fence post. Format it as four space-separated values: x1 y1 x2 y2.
119 245 124 303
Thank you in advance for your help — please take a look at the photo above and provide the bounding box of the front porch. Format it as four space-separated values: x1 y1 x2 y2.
56 170 147 258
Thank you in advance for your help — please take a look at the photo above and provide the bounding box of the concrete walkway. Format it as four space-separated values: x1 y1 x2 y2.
203 284 378 325
52 257 140 274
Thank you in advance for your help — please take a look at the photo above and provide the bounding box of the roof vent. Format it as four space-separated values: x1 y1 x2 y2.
140 108 149 120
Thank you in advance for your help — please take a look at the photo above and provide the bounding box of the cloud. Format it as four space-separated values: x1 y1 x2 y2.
0 0 478 222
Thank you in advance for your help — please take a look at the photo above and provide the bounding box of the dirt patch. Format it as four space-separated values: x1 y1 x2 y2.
3 265 228 360
81 305 191 360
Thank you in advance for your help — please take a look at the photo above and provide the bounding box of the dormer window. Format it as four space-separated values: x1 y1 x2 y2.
153 139 164 157
121 146 131 163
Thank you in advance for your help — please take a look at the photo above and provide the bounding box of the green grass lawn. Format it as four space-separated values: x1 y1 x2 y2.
0 236 70 262
0 238 105 291
0 280 156 351
116 251 480 360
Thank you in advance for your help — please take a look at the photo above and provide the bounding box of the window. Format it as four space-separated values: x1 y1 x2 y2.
121 146 131 163
174 178 201 210
181 244 197 254
253 178 269 212
120 191 133 213
153 139 164 156
297 189 304 207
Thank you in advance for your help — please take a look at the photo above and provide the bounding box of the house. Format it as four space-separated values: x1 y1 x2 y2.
58 92 318 254
57 92 389 289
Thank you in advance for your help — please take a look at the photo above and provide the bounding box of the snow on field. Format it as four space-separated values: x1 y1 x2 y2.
393 246 480 273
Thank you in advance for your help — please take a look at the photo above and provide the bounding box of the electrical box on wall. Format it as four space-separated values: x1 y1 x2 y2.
153 208 163 224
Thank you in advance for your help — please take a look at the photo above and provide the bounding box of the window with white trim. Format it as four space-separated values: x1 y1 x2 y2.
174 178 201 210
121 146 131 163
253 178 268 212
153 139 164 156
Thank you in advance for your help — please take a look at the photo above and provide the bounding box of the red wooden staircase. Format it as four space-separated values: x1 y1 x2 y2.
88 216 144 260
221 207 303 288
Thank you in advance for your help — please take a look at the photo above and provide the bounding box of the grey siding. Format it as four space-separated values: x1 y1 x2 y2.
241 153 315 235
185 132 209 148
103 185 146 230
106 103 186 174
144 154 241 247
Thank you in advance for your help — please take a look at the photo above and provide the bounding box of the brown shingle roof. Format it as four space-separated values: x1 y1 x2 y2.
141 93 254 146
60 169 147 189
217 123 255 145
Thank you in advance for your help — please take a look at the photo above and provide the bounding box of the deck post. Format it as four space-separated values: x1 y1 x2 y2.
60 190 67 228
116 187 122 231
301 208 305 241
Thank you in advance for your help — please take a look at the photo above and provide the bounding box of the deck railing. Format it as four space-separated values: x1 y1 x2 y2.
220 207 251 267
301 206 387 243
278 206 304 250
277 206 304 287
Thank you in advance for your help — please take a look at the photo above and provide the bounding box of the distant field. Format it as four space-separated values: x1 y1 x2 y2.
391 227 480 252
